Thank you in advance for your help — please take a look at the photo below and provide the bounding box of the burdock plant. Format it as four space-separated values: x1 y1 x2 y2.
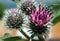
2 0 54 41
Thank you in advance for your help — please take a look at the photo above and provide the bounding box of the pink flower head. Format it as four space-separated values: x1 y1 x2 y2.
30 8 51 26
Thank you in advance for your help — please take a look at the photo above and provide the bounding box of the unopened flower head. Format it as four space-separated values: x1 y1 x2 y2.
3 8 30 29
21 0 37 15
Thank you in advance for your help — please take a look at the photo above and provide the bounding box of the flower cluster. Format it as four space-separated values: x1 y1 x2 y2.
2 0 53 41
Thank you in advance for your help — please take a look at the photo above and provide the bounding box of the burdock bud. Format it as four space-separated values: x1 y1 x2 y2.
21 0 36 15
3 8 23 29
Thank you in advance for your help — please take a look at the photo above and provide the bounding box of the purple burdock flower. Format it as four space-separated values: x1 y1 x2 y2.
28 6 53 40
30 7 51 26
21 0 36 15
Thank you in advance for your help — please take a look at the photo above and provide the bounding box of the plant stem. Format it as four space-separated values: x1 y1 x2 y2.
19 29 30 40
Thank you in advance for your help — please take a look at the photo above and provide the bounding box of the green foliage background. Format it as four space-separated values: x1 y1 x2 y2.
0 3 6 19
48 2 60 25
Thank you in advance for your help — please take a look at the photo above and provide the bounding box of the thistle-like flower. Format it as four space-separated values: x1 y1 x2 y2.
30 8 50 26
29 5 53 40
2 8 30 29
21 0 37 15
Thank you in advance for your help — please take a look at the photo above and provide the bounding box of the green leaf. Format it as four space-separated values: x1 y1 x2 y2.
2 33 12 39
48 2 60 24
48 2 60 13
52 15 60 25
0 3 6 19
3 36 24 41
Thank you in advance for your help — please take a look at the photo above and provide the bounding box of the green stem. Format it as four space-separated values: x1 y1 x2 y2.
19 29 30 40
